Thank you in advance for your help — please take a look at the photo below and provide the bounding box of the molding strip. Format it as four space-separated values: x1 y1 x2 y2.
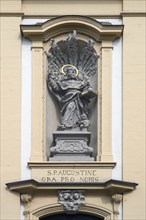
28 161 116 168
6 179 138 194
0 12 24 17
121 11 146 17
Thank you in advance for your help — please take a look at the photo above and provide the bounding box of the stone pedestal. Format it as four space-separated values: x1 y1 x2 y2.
49 131 94 161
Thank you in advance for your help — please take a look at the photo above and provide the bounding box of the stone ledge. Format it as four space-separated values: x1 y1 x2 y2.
121 11 146 17
6 179 138 195
0 12 24 17
28 161 116 168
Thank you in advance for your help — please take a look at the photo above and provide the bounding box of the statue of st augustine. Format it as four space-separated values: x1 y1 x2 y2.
47 31 98 130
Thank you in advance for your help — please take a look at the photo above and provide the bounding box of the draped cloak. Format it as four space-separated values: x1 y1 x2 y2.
57 78 89 128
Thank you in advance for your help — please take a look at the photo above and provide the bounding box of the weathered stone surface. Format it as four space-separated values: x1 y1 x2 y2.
46 31 98 130
58 190 85 214
49 131 94 161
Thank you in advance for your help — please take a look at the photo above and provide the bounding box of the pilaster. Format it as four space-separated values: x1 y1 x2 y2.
31 41 44 161
100 41 113 161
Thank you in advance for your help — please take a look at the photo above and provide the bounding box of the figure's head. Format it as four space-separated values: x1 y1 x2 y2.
61 64 78 78
66 66 76 77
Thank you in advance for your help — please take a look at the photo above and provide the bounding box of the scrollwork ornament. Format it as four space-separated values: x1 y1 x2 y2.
112 194 123 220
21 194 32 204
50 140 93 154
20 194 32 216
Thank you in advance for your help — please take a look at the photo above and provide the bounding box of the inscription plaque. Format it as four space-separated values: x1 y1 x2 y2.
29 163 115 183
41 168 99 183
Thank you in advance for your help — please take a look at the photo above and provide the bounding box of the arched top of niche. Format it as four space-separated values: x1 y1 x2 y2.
30 203 113 220
20 15 123 42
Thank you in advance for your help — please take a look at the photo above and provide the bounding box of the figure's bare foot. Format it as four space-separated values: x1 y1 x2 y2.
57 124 66 130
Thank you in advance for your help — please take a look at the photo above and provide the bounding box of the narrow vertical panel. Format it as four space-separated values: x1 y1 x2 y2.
31 42 44 161
100 41 113 161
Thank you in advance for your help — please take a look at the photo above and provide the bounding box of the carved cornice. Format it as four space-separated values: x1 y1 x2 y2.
28 161 116 168
121 11 146 17
0 12 24 17
6 179 138 194
20 15 123 42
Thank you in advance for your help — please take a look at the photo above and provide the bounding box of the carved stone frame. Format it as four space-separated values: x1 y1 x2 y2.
28 204 113 220
6 179 137 220
20 15 123 163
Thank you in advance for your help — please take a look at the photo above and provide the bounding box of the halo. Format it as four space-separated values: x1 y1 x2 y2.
61 64 79 76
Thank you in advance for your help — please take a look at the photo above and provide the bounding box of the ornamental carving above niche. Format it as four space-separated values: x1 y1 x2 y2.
46 30 98 131
58 190 85 214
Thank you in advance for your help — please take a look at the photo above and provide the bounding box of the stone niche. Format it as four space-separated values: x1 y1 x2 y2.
46 31 98 161
20 15 123 164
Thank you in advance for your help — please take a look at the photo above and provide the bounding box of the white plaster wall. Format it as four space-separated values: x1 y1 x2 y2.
21 37 31 180
112 36 122 181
